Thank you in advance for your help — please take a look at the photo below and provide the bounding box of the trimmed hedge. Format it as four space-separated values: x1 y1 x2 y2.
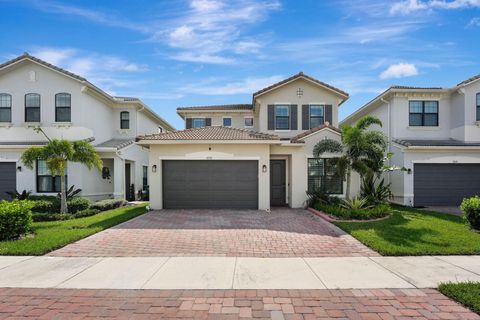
314 203 391 220
0 200 33 240
91 199 127 211
67 197 90 213
32 208 100 222
31 196 90 214
460 196 480 230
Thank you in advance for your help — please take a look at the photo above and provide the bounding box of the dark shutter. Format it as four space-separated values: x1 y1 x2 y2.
302 105 309 130
186 118 192 129
290 104 297 130
268 105 275 130
325 105 333 125
205 118 212 126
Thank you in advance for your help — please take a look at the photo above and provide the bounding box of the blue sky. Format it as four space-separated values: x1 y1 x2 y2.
1 0 479 129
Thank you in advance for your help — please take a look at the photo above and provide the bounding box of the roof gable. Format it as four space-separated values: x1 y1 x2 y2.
290 123 341 143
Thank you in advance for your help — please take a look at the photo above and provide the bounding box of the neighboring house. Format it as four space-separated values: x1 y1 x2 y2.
341 76 480 207
0 53 174 201
137 72 353 210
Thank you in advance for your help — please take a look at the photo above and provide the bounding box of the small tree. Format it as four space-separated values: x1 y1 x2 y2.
21 128 102 213
313 116 387 200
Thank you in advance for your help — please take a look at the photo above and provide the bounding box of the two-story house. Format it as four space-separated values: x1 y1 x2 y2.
0 53 174 201
341 75 480 207
137 73 352 210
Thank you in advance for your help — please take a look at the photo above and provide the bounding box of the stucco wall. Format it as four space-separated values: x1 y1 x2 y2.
182 111 257 131
148 143 271 210
463 80 480 142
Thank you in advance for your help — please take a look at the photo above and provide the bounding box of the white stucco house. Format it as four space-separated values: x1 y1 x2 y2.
137 73 358 210
0 53 174 201
341 75 480 207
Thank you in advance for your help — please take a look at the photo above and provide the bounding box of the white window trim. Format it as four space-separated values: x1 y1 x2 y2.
222 116 232 127
244 116 254 128
308 103 326 129
190 117 207 128
274 103 291 132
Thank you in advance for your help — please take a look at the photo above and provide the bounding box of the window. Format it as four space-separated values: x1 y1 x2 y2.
55 93 71 122
120 111 130 129
37 160 67 193
25 93 40 122
275 105 290 130
223 117 232 127
307 158 342 194
192 118 206 128
477 93 480 121
244 117 253 127
309 105 324 128
0 93 12 122
142 166 148 189
409 100 438 126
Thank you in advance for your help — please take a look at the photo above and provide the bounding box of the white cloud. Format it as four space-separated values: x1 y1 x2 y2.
181 75 284 95
379 63 419 79
390 0 480 15
171 52 235 64
468 17 480 27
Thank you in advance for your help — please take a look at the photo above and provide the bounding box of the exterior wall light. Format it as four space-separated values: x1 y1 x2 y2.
17 166 22 172
407 168 412 174
152 165 157 173
262 165 267 173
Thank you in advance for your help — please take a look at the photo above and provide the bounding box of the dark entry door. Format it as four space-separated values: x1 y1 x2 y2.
162 160 258 209
414 163 480 206
125 163 132 201
0 162 16 200
270 160 286 206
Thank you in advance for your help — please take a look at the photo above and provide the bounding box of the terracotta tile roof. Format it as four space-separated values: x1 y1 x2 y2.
253 72 349 99
0 53 87 82
290 123 341 143
137 126 279 141
177 104 253 111
393 139 480 147
457 74 480 87
95 139 134 150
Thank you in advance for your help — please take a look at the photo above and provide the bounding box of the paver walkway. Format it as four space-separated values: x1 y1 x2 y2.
49 209 377 257
0 288 478 319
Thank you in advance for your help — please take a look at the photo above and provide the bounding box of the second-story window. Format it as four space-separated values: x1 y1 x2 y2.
309 105 324 128
244 117 253 127
275 105 290 130
120 111 130 129
476 93 480 121
25 93 41 122
192 118 206 128
223 117 232 127
0 93 12 122
55 93 71 122
409 100 438 126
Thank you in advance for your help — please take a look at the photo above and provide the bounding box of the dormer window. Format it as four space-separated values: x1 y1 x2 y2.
120 111 130 129
192 118 206 128
476 93 480 121
223 117 232 127
409 100 438 127
25 93 40 122
309 105 324 128
0 93 12 122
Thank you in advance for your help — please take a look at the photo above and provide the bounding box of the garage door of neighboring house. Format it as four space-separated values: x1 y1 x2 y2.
0 162 16 200
414 163 480 206
162 160 258 209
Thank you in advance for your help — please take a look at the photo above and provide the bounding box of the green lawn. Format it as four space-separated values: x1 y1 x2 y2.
334 206 480 255
0 204 147 255
438 282 480 314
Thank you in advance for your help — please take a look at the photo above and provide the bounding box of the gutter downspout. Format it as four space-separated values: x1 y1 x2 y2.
380 97 391 184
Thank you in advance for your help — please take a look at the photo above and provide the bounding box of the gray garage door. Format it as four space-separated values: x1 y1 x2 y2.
414 163 480 206
162 160 258 209
0 163 16 200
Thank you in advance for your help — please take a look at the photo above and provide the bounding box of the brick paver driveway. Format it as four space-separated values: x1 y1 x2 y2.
49 208 377 257
0 288 478 319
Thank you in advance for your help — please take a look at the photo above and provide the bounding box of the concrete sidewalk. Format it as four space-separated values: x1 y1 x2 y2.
0 255 479 290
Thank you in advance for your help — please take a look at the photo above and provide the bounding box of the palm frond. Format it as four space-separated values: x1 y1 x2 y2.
313 138 343 157
355 115 383 130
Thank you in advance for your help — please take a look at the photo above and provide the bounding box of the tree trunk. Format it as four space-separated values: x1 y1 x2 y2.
60 174 68 214
345 167 351 200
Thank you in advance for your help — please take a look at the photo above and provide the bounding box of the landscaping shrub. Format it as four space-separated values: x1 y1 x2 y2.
315 202 390 220
67 197 90 213
0 200 33 240
460 196 480 230
360 172 392 205
32 208 100 222
91 199 127 211
306 189 341 207
73 208 100 219
31 198 60 213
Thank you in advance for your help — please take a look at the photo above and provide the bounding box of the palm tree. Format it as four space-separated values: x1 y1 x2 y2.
21 128 102 213
313 116 387 200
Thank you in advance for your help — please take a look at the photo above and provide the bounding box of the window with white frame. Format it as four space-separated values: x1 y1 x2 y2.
120 111 130 129
309 105 324 128
55 93 71 122
192 118 206 128
0 93 12 122
244 117 253 127
275 105 290 130
37 160 67 193
25 93 41 122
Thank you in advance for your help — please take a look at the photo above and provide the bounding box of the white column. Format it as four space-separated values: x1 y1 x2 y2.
113 155 124 199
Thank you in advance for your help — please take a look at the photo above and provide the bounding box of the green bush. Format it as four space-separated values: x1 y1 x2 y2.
460 196 480 230
32 208 100 222
91 199 127 211
31 198 60 213
67 197 90 213
0 200 33 240
73 208 100 218
315 202 390 220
